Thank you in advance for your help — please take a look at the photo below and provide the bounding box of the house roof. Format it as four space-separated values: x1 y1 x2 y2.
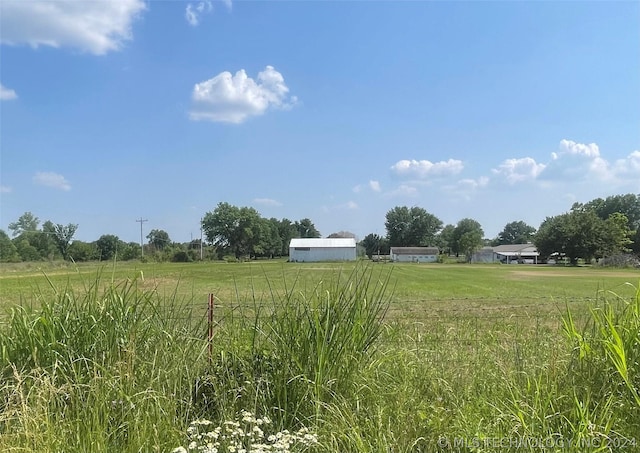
493 244 537 253
390 247 439 255
289 238 356 248
493 243 539 256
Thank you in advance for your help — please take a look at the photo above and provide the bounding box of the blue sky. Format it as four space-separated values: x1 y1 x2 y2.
1 0 639 244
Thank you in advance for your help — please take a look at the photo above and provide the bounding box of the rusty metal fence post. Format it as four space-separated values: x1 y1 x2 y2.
208 293 214 366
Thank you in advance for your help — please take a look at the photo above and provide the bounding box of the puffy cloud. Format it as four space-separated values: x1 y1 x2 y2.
33 172 71 191
387 184 419 197
557 139 600 158
612 150 640 179
390 158 463 178
492 157 546 184
0 185 12 193
0 83 18 100
0 0 146 55
253 198 282 207
189 66 297 123
185 1 213 27
542 139 611 182
369 180 381 192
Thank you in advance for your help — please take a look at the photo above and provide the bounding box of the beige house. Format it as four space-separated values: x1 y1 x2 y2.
390 247 439 263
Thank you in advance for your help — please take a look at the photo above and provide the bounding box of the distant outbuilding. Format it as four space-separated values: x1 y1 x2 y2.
471 244 540 264
390 247 439 263
289 238 357 262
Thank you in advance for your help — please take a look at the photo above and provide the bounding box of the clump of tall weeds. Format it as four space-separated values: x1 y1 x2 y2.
0 272 207 452
563 282 640 436
193 264 392 429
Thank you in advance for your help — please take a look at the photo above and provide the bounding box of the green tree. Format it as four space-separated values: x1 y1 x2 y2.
495 221 536 245
0 230 20 262
294 218 321 238
67 240 97 262
202 203 266 259
451 218 484 262
95 234 120 261
575 194 640 255
600 212 633 257
8 211 40 237
43 221 78 260
146 229 171 251
327 231 356 239
436 224 456 255
14 238 40 261
13 230 57 260
534 210 626 264
359 233 389 259
276 218 297 256
533 214 566 260
385 206 443 247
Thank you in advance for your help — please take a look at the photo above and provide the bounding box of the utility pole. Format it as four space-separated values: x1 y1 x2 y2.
200 217 204 260
136 217 148 257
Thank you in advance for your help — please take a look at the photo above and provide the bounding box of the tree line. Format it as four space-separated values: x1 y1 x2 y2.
1 193 638 264
359 194 640 264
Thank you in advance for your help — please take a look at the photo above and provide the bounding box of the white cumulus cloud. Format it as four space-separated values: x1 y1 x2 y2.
390 158 464 178
543 139 612 182
0 0 146 55
0 83 18 100
253 198 282 207
558 139 600 158
0 185 12 193
33 172 71 191
492 157 546 184
190 66 297 123
185 1 213 26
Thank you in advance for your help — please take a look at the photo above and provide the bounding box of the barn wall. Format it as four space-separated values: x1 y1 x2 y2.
392 254 437 263
289 247 356 262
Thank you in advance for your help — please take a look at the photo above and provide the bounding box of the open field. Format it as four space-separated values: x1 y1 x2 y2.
1 260 638 316
1 261 639 452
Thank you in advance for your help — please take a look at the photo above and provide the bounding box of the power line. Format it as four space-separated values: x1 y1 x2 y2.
136 217 148 257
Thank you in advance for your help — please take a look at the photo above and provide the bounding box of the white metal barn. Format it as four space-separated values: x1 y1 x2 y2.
289 238 357 262
390 247 439 263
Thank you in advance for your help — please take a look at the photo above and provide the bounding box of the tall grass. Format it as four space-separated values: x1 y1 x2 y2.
1 266 639 452
0 273 207 452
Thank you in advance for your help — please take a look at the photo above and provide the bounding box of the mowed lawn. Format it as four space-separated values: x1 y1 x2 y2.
1 260 638 322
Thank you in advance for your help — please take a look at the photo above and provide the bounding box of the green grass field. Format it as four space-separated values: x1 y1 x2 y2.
2 260 638 313
1 261 639 452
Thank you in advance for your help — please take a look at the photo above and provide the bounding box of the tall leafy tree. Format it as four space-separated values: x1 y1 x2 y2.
495 221 536 245
327 231 356 239
202 203 265 258
95 234 120 261
436 224 456 255
67 240 97 262
535 210 630 264
359 233 389 259
0 230 19 262
385 206 442 247
8 212 40 237
575 194 640 254
276 218 297 256
294 218 321 238
146 229 171 251
43 221 78 260
451 218 484 262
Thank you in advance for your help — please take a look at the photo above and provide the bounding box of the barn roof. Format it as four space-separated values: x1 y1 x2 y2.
390 247 440 255
289 238 356 248
493 244 538 253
